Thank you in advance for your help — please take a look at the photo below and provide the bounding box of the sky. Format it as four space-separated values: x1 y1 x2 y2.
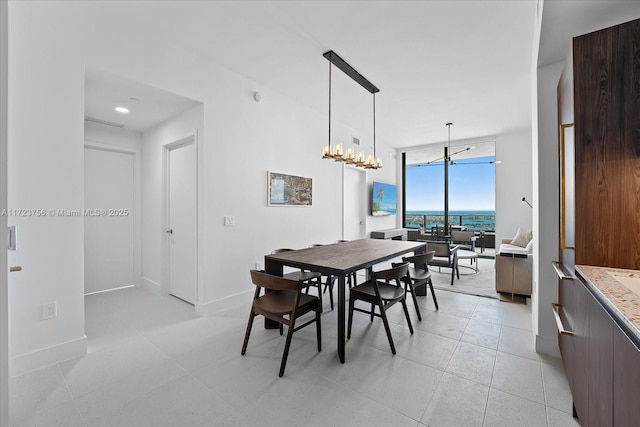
405 155 496 211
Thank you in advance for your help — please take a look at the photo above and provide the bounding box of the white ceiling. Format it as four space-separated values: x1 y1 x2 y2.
84 68 200 132
83 1 640 154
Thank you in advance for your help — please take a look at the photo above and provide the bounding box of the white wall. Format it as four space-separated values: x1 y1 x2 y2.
85 121 142 151
533 60 565 357
84 148 136 293
495 128 533 242
8 1 396 371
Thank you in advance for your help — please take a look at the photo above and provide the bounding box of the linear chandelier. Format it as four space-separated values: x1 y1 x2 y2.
322 50 381 169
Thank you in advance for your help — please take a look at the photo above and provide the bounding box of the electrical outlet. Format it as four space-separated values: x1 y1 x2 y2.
43 302 57 320
255 262 262 270
224 216 234 226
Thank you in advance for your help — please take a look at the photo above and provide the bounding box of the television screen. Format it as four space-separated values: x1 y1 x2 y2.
371 181 397 216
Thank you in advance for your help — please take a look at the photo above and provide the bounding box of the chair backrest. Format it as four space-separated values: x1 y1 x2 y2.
403 251 435 271
424 240 451 258
431 225 451 240
451 230 474 242
250 270 301 291
372 262 410 284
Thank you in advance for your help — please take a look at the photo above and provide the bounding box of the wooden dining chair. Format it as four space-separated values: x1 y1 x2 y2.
422 240 459 286
241 270 322 377
307 244 335 310
347 262 414 354
401 251 439 320
271 248 323 305
334 240 358 287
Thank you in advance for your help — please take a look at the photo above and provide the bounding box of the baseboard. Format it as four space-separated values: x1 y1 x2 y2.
139 277 162 296
195 289 253 317
10 335 87 378
535 333 560 358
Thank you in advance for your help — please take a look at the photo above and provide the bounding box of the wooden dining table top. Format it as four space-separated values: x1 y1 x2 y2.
265 238 427 275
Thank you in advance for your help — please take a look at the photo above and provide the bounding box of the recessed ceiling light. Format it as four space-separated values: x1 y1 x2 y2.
115 106 129 113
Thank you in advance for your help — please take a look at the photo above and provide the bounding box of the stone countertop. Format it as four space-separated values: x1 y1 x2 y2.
576 265 640 341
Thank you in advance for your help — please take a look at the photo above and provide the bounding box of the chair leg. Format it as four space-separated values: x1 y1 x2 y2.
316 278 324 311
401 298 414 335
429 279 439 310
316 307 322 352
450 266 455 286
327 276 335 311
279 319 296 377
370 303 375 322
379 305 396 354
409 284 422 321
241 310 256 355
347 297 355 339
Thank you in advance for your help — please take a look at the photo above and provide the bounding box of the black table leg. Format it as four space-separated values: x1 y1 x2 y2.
338 274 346 363
264 258 282 329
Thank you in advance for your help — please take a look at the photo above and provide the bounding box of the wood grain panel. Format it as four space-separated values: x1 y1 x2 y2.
574 19 640 269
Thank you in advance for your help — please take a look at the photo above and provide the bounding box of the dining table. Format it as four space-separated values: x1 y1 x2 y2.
264 238 426 363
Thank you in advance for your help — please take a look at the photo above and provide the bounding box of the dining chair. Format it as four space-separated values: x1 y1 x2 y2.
307 244 335 310
422 240 459 286
335 240 358 287
241 270 322 377
271 248 323 306
401 251 438 320
347 262 414 354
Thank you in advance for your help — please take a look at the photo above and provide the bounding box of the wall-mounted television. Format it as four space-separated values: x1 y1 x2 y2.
371 181 397 216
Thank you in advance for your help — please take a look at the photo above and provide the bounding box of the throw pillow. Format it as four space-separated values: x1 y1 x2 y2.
526 238 534 253
510 228 532 248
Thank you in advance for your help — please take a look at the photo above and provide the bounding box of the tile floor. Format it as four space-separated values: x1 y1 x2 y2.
10 282 580 426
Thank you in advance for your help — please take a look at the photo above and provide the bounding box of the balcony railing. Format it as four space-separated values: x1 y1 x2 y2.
404 213 495 232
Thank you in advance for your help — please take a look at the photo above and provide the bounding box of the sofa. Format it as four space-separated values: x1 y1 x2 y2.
495 234 533 296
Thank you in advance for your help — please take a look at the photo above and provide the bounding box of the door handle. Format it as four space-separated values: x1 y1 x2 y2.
166 229 173 234
10 266 22 272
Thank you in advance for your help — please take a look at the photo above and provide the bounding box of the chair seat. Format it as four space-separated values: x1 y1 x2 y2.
429 258 452 268
254 290 319 315
283 271 321 282
350 280 406 301
407 266 431 282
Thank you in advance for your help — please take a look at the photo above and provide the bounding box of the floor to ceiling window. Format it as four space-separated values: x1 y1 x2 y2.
403 142 496 233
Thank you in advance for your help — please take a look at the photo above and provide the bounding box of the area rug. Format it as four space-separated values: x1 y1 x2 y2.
429 256 500 299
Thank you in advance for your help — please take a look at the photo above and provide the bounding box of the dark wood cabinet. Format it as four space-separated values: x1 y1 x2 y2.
613 322 640 425
573 18 640 270
557 17 640 426
588 294 613 426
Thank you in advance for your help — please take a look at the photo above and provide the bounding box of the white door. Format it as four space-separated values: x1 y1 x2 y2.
84 147 135 294
167 140 197 304
343 166 366 240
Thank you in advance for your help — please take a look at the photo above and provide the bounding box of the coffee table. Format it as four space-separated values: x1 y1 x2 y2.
457 249 478 272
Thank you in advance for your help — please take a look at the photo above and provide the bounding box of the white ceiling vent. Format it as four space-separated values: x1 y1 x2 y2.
84 116 126 128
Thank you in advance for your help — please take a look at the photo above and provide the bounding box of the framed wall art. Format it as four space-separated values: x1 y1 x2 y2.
267 171 312 206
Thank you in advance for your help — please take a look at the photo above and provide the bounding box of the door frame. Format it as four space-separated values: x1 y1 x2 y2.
1 0 9 423
83 143 141 293
162 132 200 307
